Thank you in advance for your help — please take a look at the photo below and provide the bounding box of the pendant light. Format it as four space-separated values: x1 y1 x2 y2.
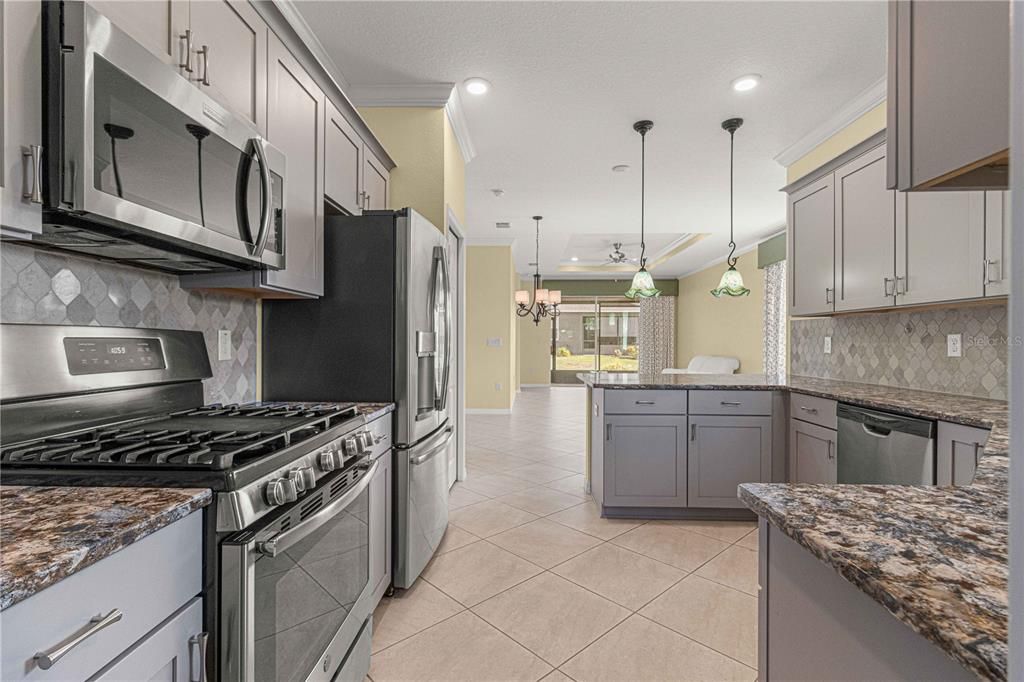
515 216 562 325
711 117 751 297
625 120 660 299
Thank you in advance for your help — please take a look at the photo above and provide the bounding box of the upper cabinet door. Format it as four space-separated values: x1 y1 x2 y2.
325 100 363 214
188 0 267 134
1 0 43 236
265 35 325 297
834 146 896 312
895 191 985 306
984 191 1010 297
363 149 390 211
788 174 835 316
86 0 189 70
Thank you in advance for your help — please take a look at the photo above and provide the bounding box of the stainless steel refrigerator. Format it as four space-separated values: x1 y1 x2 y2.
262 208 453 589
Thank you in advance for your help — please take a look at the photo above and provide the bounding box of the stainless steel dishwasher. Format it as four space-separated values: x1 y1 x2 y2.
836 404 936 484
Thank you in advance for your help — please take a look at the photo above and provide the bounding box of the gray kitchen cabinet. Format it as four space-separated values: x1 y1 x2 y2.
984 191 1010 297
895 191 985 306
688 416 771 508
263 34 325 297
326 100 364 215
187 0 267 134
369 450 393 605
787 173 835 316
92 598 205 681
0 0 43 237
887 0 1009 191
789 417 837 484
363 148 391 211
834 145 896 312
936 422 990 486
86 0 189 69
603 415 687 507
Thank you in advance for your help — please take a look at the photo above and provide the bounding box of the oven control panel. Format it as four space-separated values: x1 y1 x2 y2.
64 337 166 375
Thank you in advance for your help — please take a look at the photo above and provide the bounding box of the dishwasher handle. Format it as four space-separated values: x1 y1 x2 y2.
836 403 934 439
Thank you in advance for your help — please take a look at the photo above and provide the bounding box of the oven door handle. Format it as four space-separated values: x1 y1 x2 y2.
256 459 379 558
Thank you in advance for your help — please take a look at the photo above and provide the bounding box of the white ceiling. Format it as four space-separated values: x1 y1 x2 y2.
295 1 887 277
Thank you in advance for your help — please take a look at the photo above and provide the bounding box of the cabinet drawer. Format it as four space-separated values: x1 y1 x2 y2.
689 390 772 416
1 512 203 681
789 393 838 430
604 390 687 415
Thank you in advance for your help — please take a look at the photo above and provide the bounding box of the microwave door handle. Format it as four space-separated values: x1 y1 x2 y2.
256 459 379 558
251 138 273 258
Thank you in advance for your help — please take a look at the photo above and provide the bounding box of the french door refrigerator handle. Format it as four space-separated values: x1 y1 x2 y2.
410 427 453 465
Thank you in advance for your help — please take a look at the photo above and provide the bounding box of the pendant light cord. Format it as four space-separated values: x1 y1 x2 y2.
640 128 647 268
727 127 738 268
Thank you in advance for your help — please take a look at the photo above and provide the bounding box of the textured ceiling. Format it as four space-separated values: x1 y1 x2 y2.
296 1 887 277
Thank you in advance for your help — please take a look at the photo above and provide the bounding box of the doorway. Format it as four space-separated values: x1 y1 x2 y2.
446 210 465 488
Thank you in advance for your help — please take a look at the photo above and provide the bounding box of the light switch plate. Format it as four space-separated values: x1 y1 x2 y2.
823 336 832 354
218 330 232 361
947 333 963 358
486 337 502 348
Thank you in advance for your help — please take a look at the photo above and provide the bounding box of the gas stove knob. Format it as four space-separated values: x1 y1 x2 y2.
343 437 359 457
264 478 298 506
288 466 316 492
317 450 339 472
358 431 374 451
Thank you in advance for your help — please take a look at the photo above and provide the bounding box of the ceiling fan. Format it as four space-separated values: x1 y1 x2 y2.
603 243 636 265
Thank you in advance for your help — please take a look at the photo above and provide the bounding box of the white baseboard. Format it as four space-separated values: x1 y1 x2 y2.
465 408 513 415
519 384 551 388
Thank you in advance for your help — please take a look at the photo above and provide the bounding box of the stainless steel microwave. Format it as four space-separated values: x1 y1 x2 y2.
38 2 286 273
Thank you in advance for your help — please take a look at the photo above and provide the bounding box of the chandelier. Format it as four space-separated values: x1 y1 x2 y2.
515 216 562 325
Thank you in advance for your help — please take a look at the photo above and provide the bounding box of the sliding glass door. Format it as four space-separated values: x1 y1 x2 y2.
551 298 639 384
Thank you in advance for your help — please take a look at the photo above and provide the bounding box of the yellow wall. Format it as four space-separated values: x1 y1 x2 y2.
675 253 764 373
785 102 887 183
443 116 466 227
517 279 553 386
466 246 517 410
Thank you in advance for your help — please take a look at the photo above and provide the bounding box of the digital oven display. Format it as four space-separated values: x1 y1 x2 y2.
64 337 167 375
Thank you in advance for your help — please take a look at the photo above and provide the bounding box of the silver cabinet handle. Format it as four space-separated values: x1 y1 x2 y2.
635 400 656 405
34 609 123 669
22 145 43 204
179 30 194 73
798 406 819 414
984 259 1001 285
895 275 907 295
690 423 696 441
606 423 612 441
884 276 895 297
827 440 835 461
189 632 209 682
720 401 742 406
365 194 371 209
825 287 833 305
194 45 210 86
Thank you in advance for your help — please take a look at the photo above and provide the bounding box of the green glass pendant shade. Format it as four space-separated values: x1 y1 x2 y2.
710 265 750 297
625 267 661 299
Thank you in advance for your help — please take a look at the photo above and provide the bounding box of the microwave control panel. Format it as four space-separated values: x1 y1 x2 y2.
64 337 167 375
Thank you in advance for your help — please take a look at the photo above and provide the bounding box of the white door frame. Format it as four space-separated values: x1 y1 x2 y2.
446 205 467 483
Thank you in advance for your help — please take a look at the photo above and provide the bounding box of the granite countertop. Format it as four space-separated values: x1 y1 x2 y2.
349 402 396 421
0 486 211 611
582 372 1009 680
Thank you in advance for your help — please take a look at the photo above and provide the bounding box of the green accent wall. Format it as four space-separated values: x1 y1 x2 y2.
541 279 679 297
757 233 787 269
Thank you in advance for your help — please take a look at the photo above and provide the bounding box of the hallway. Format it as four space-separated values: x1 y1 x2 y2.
369 387 759 681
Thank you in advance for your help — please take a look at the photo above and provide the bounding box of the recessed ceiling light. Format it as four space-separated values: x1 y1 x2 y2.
571 256 579 262
464 77 491 95
612 164 630 173
731 74 762 92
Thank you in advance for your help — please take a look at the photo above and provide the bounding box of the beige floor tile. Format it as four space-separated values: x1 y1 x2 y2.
544 454 586 473
372 580 464 652
640 575 757 667
505 463 578 484
612 524 729 572
737 528 759 551
551 543 684 610
369 610 552 682
541 671 575 682
460 472 535 497
561 615 755 682
474 573 629 667
649 519 757 544
544 474 588 497
449 499 539 538
695 545 759 595
488 518 602 568
449 485 489 510
435 525 480 555
421 541 542 606
495 486 585 516
548 501 643 540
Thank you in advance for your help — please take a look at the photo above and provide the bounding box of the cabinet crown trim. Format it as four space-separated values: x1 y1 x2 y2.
781 130 887 195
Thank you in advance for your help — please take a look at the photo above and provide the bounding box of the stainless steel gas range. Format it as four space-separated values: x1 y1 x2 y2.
0 323 390 681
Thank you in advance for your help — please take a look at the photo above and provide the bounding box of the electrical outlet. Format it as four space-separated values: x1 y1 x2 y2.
486 337 502 348
218 330 232 361
823 336 832 355
947 333 963 358
494 382 503 392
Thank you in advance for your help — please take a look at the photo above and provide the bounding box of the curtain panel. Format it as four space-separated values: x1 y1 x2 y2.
638 296 676 375
763 261 787 380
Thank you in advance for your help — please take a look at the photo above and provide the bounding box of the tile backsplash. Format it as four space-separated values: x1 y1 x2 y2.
790 303 1008 400
1 243 257 404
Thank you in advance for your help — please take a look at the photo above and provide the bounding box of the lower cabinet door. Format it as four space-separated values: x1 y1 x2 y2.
369 451 393 604
603 415 687 507
687 416 771 508
789 418 837 484
91 597 204 682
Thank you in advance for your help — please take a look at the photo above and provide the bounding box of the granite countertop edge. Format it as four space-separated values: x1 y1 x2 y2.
0 486 212 611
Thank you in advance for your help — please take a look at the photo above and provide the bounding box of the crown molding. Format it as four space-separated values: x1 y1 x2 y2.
272 0 351 93
773 76 887 167
445 88 477 164
347 83 456 107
